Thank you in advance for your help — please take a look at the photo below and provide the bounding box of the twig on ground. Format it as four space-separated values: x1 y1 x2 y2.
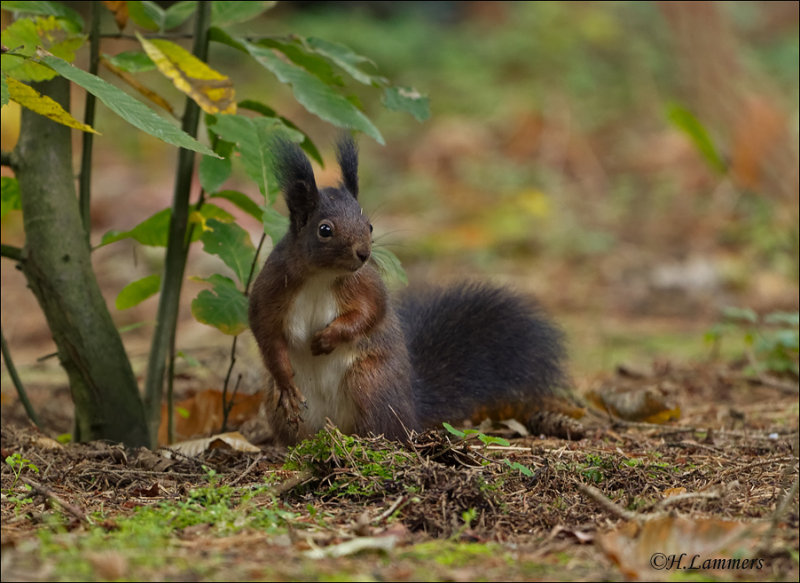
22 476 88 524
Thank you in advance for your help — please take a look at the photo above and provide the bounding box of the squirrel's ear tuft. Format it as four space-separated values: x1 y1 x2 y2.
336 134 359 199
270 138 318 232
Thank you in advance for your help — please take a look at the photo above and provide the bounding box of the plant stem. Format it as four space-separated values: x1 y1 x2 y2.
1 244 23 261
78 1 101 245
1 151 17 168
143 2 212 447
220 232 266 431
1 328 41 428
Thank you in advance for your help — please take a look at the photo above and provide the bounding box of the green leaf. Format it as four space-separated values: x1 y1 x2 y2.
208 113 291 201
211 1 275 26
764 312 800 328
0 1 84 31
199 154 232 193
666 104 726 174
242 39 384 145
1 16 85 81
192 203 235 225
176 351 200 368
477 434 510 447
127 1 162 31
127 1 196 32
208 26 246 52
262 205 289 244
38 53 218 157
101 204 233 247
1 177 21 219
503 459 534 477
770 330 799 350
163 1 198 31
442 422 465 438
116 274 162 310
200 218 256 285
104 50 156 73
191 274 248 335
722 306 758 324
102 208 171 247
259 38 344 88
305 36 385 86
383 86 430 122
371 246 408 287
238 99 323 165
209 190 263 221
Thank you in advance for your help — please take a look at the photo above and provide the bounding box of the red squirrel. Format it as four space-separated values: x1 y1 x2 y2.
249 136 574 446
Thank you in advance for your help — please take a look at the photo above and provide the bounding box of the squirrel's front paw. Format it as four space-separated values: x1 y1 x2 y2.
311 329 337 355
276 383 307 426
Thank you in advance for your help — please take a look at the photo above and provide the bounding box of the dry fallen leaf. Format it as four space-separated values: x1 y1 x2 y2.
587 385 680 423
598 514 769 580
158 389 264 445
33 435 64 450
303 536 398 559
162 431 260 458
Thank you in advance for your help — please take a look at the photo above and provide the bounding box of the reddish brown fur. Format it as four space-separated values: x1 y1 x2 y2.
311 269 387 355
249 245 306 425
249 137 573 446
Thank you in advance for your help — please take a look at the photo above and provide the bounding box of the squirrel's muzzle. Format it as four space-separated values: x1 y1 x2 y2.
355 246 370 266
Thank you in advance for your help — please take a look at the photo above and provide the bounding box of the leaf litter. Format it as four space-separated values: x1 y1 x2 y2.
1 359 797 581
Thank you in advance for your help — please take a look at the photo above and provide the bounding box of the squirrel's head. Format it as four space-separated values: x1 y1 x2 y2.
272 135 372 274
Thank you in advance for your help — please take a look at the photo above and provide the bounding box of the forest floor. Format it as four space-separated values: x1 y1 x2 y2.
2 145 798 579
1 350 798 581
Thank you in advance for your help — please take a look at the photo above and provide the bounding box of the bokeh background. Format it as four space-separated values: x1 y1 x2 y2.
2 1 798 418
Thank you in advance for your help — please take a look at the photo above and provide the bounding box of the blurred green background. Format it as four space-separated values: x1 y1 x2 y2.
2 1 798 380
253 1 799 376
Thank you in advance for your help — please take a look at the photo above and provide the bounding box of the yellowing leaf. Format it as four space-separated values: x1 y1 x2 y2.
1 101 22 150
101 56 174 115
1 15 85 81
6 77 98 134
138 35 236 114
188 210 214 232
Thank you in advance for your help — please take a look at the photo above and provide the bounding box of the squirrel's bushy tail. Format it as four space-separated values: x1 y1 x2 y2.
397 282 568 429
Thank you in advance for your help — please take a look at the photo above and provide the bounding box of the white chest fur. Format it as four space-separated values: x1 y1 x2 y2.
285 273 359 434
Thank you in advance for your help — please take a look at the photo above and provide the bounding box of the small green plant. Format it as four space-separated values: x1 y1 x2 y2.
454 507 479 538
461 507 478 527
4 453 39 508
442 422 510 447
443 422 538 477
404 540 502 568
4 452 39 490
575 453 616 483
284 427 415 498
502 459 535 477
706 307 799 377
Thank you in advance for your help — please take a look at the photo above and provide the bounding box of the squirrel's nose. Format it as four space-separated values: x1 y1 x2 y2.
356 247 370 264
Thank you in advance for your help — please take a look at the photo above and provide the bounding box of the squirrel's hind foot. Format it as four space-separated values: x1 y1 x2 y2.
276 383 307 426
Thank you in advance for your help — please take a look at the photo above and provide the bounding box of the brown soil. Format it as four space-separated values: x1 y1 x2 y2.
1 359 797 581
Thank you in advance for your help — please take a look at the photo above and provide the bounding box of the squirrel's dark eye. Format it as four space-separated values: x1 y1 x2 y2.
318 223 333 238
369 224 373 233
